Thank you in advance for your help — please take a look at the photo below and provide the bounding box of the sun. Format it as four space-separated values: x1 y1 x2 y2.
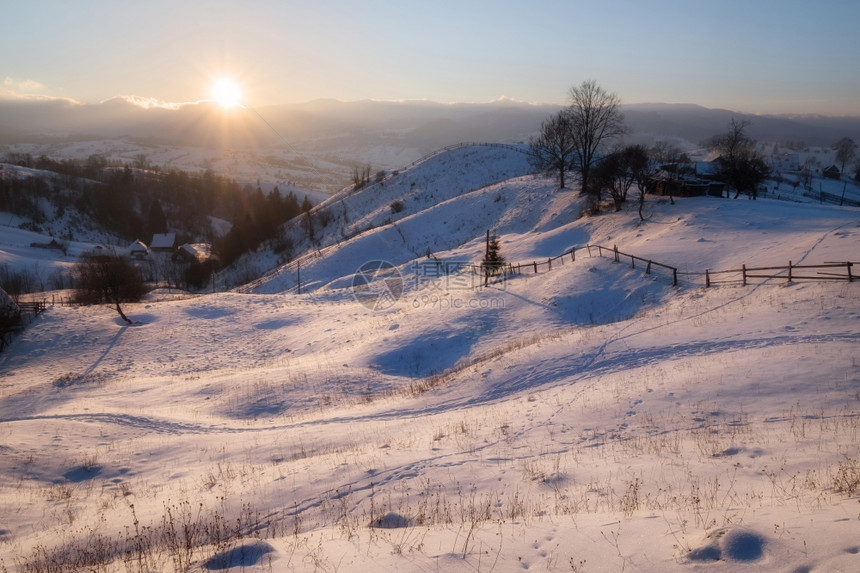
211 78 243 108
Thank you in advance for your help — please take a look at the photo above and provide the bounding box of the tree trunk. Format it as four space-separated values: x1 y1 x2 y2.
114 299 132 325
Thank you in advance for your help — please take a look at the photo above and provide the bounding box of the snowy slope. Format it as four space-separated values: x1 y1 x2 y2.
239 144 537 293
0 213 110 296
0 148 859 572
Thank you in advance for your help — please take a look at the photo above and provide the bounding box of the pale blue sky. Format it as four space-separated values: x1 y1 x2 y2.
2 0 858 115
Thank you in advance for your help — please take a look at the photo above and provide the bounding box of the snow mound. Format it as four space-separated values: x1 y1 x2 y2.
688 528 767 563
203 541 275 570
371 512 412 529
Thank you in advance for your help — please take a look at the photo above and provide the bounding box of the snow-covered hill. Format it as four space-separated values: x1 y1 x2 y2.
0 145 859 572
235 144 538 293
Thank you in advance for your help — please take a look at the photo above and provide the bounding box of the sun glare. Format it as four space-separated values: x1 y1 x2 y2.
211 78 243 108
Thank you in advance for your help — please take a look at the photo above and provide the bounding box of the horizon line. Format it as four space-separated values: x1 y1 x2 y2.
2 93 860 119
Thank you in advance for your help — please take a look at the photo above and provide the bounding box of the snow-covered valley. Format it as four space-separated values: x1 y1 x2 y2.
1 145 859 572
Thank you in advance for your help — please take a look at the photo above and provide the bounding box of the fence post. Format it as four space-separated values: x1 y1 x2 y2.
672 268 677 286
548 258 552 271
646 261 652 275
705 269 710 288
742 264 747 286
848 262 854 282
571 248 575 262
788 260 793 282
587 245 592 257
613 245 619 262
533 261 537 273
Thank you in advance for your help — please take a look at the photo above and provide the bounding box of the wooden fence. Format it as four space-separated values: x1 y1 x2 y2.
17 300 47 315
802 182 860 208
585 244 678 286
255 241 856 295
465 244 854 291
0 300 47 352
701 261 855 287
418 243 679 287
583 246 855 288
453 246 580 278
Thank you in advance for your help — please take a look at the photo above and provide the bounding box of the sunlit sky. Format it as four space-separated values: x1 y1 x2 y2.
2 0 859 115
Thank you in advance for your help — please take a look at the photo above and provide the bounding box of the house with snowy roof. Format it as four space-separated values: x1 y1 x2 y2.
174 243 213 264
150 232 176 252
128 239 149 259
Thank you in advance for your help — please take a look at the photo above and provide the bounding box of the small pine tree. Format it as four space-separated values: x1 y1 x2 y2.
482 231 505 285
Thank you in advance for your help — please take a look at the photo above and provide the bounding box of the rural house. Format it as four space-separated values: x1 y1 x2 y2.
150 232 176 252
174 243 213 264
822 165 841 180
127 239 148 259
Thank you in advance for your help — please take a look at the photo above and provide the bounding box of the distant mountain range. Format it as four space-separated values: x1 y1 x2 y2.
621 102 860 148
2 97 859 153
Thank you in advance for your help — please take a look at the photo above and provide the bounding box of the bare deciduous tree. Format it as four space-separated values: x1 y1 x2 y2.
75 251 147 324
352 164 372 189
649 139 683 166
649 140 684 205
833 137 857 174
707 118 769 199
593 145 651 213
625 145 654 221
567 80 627 200
527 110 577 188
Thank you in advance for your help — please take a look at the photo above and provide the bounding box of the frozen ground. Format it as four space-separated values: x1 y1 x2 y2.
0 146 859 572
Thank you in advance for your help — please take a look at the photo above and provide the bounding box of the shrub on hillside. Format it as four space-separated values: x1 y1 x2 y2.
74 252 147 323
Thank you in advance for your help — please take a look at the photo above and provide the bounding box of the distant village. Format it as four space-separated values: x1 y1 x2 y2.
124 232 215 290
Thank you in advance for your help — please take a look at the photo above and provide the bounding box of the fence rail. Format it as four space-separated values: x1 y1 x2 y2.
474 243 853 291
429 246 581 282
0 299 47 352
801 183 860 208
586 244 678 286
703 261 855 287
413 243 680 288
17 300 47 314
247 240 857 296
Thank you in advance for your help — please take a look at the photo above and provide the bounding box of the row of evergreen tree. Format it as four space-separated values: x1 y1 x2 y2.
0 153 313 268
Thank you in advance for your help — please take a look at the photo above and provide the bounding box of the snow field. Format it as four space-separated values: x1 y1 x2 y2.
0 145 859 571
